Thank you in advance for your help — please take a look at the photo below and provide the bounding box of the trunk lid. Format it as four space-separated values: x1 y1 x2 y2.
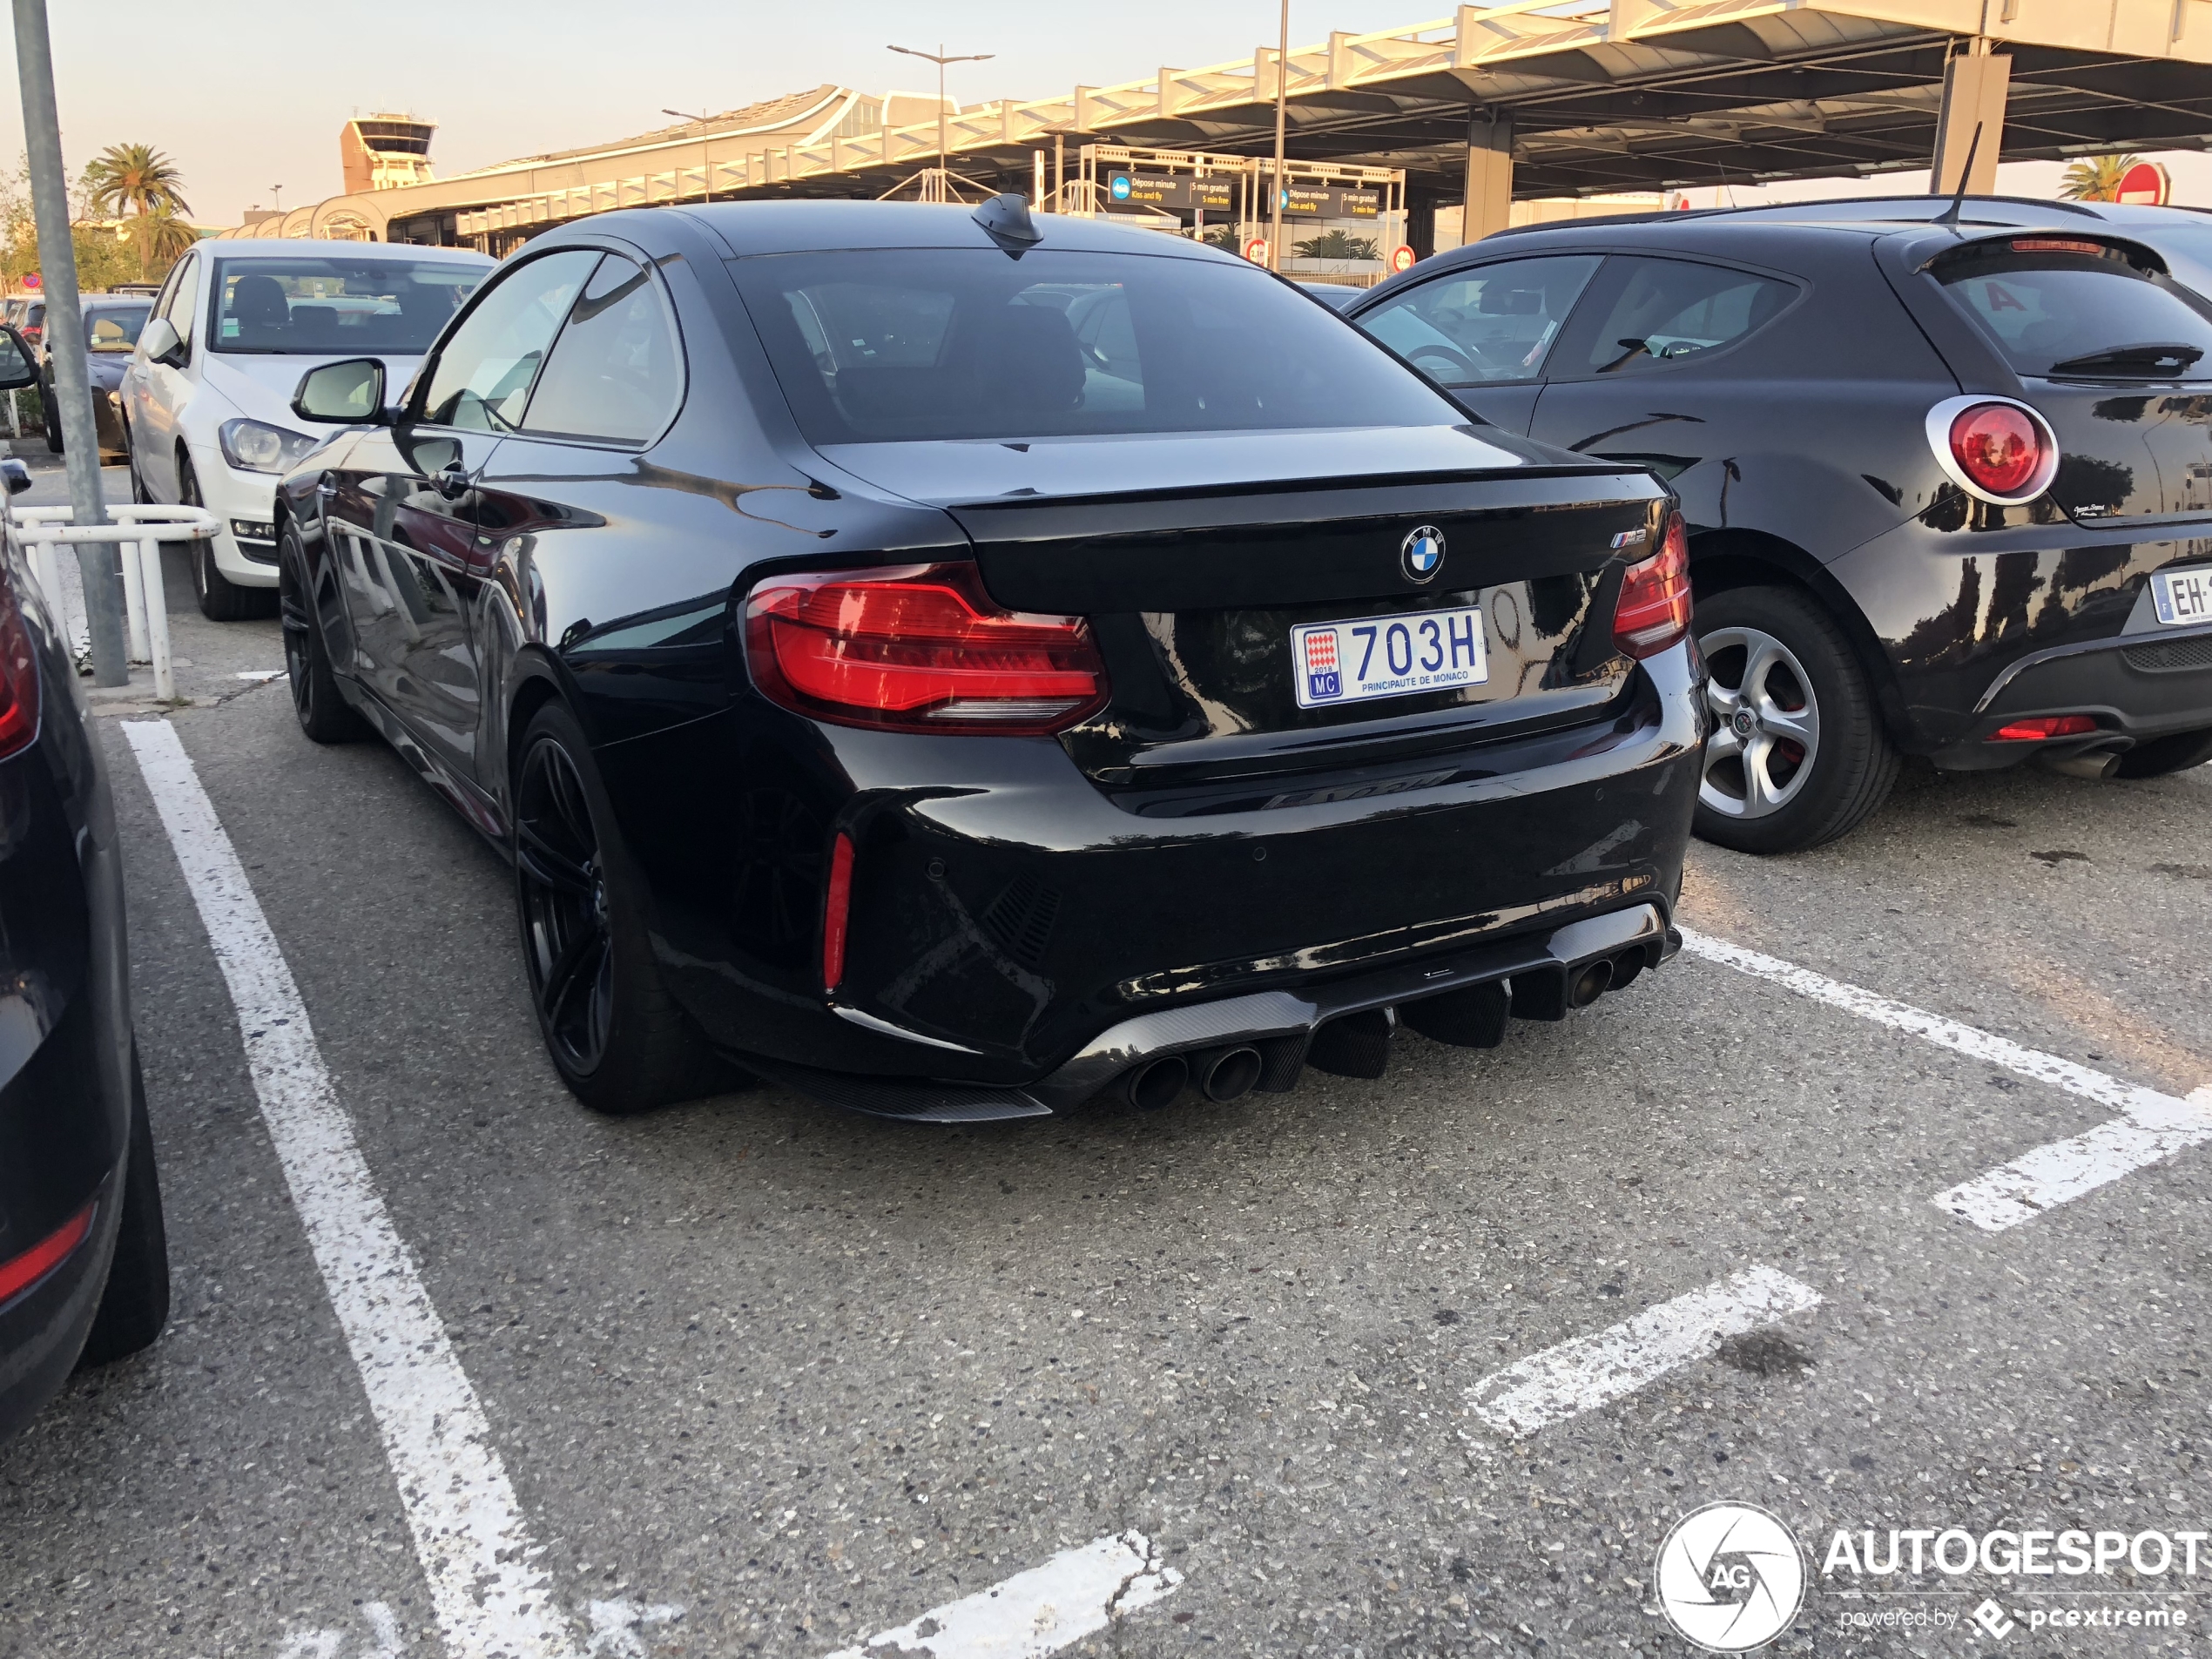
817 426 1669 792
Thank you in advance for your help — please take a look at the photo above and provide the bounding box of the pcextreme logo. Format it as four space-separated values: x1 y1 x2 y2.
1655 1501 1808 1652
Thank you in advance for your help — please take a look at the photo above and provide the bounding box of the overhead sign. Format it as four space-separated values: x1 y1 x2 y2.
1106 174 1236 214
2118 160 2170 206
1277 185 1383 219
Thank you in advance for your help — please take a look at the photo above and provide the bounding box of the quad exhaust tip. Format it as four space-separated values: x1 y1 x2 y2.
1123 1055 1188 1110
1199 1045 1264 1103
1568 958 1615 1008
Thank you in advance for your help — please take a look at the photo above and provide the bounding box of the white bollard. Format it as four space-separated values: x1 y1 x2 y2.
118 536 150 663
138 538 174 701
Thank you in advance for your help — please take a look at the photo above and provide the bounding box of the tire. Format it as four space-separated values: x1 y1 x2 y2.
2114 726 2212 779
1692 584 1899 854
512 701 739 1114
181 454 272 621
125 422 151 504
280 526 366 744
78 1048 170 1367
42 411 60 454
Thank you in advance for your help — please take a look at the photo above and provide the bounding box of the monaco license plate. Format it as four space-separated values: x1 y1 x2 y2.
1291 605 1487 710
2151 565 2212 626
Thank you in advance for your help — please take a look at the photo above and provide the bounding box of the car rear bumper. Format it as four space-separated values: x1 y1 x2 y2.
745 902 1680 1121
1926 622 2212 770
600 645 1703 1111
0 1171 117 1445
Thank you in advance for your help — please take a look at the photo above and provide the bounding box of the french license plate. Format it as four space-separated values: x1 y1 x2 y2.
2151 565 2212 626
1291 605 1487 709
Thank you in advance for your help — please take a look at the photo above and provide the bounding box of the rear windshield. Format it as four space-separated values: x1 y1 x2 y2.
85 305 149 352
731 247 1460 442
210 256 485 355
1935 239 2212 380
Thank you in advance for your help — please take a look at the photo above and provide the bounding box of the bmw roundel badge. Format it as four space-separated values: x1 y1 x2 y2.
1400 523 1445 583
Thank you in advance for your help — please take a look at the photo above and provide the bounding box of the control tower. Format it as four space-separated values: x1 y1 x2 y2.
340 113 437 193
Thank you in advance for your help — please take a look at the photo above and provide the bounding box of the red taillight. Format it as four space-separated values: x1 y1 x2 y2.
0 563 42 761
1991 714 2098 741
821 831 854 991
1612 512 1692 659
745 563 1109 735
0 1203 91 1305
1949 403 2044 497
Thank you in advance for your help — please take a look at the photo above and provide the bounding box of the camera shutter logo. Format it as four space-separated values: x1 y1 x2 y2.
1654 1501 1806 1652
1401 523 1445 583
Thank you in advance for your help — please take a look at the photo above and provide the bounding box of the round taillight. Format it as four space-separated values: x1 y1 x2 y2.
1948 402 2043 496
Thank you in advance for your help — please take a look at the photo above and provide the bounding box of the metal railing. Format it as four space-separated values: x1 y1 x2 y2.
17 504 220 701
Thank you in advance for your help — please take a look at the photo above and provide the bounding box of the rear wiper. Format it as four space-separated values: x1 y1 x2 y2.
2047 341 2206 377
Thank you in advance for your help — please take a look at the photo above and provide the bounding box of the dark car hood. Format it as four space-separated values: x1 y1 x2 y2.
810 422 1598 509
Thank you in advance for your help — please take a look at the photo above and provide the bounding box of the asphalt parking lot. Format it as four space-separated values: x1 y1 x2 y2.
3 469 2209 1656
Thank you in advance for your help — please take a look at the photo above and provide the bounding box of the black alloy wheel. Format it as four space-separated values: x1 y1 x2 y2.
1692 584 1899 854
279 528 364 744
512 702 738 1114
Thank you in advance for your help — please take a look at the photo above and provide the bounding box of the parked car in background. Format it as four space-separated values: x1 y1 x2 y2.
1299 282 1365 311
117 238 493 620
0 324 170 1447
4 297 44 350
275 199 1697 1121
1346 210 2212 853
40 294 152 462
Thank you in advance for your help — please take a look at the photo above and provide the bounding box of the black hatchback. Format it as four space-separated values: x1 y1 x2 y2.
1346 212 2212 852
276 198 1701 1121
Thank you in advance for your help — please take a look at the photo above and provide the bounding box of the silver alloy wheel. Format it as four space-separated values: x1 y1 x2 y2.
1699 624 1820 820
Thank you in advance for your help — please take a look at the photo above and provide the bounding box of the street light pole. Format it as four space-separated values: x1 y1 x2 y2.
10 0 123 686
888 43 993 201
1271 0 1290 273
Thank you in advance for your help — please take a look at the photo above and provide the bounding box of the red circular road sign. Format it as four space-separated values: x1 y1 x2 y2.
21 273 39 291
1391 245 1417 272
1244 237 1270 264
2118 160 2170 206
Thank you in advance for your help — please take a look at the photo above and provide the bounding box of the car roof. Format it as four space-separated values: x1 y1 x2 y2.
206 238 493 262
661 199 1233 264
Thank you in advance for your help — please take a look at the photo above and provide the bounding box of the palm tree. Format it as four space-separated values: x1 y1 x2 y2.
138 207 199 270
2058 153 2139 202
82 142 190 221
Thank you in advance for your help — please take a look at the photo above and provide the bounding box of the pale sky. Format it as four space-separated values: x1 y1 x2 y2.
6 1 2207 227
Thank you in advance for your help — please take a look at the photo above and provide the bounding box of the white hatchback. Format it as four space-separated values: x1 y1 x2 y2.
118 239 493 618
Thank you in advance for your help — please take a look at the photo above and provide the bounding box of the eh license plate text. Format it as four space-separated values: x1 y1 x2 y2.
2151 565 2212 626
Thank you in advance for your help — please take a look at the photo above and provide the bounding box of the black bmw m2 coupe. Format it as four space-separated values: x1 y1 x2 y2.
274 198 1701 1121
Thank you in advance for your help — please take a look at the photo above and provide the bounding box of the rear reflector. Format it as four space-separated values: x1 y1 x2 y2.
0 1203 92 1305
1992 714 2099 741
0 561 42 762
1612 512 1691 659
746 562 1109 735
821 832 855 992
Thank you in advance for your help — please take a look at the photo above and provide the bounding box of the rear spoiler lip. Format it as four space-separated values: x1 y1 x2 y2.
1906 226 2170 277
931 464 1669 516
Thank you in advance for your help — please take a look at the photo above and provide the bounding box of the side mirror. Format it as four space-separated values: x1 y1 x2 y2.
293 357 388 425
0 326 37 392
138 315 185 368
1 458 30 496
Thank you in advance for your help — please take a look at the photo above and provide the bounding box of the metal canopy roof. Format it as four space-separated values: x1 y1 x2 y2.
748 0 2212 204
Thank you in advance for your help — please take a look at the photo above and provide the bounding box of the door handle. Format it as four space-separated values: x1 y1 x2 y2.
314 479 336 499
433 459 472 502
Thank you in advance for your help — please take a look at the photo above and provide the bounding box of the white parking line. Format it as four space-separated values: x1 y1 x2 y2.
1678 927 2212 1231
1466 1265 1822 1437
819 1531 1182 1659
121 719 583 1659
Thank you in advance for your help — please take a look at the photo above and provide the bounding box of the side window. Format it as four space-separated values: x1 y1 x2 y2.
521 255 684 444
162 256 201 348
1558 256 1796 379
1356 255 1600 388
420 249 599 431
